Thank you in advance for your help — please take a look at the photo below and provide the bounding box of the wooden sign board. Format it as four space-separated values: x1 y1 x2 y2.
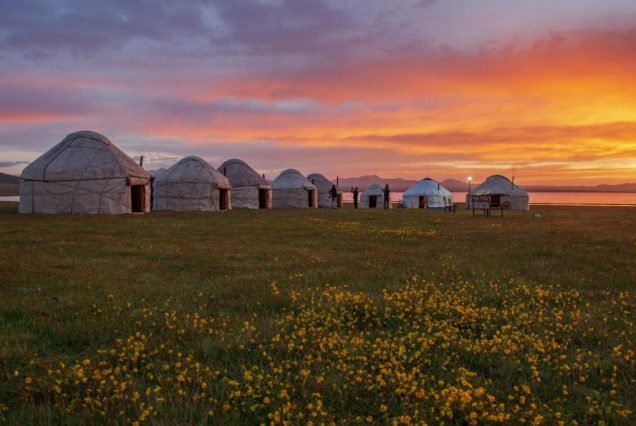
472 195 490 210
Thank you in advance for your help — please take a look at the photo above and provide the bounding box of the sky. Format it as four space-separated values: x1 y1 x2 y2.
1 0 635 185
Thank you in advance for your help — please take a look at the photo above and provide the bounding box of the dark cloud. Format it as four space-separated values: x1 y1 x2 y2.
0 0 210 56
209 0 353 54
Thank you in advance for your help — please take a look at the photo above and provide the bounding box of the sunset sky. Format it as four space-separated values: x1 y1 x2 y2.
1 0 635 185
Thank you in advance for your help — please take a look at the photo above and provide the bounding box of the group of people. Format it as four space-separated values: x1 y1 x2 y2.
350 184 391 209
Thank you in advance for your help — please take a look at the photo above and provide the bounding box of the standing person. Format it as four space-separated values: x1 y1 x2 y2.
383 184 391 209
149 174 156 210
352 187 359 209
329 184 338 208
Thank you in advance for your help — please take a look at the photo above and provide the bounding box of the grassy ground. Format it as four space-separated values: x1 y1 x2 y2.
0 202 634 424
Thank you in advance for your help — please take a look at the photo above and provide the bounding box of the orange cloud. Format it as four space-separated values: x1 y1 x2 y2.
3 29 635 185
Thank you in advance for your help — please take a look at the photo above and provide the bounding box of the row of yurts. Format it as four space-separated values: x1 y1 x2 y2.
18 131 529 214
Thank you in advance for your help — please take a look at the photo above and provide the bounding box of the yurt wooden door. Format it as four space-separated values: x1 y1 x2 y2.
258 188 269 209
308 190 316 208
369 195 377 208
419 196 428 209
131 185 145 213
219 189 229 210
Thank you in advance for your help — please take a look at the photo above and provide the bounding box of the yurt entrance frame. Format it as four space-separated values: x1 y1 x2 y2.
131 185 146 213
308 189 316 208
368 195 378 208
258 188 269 209
418 196 428 209
219 189 229 211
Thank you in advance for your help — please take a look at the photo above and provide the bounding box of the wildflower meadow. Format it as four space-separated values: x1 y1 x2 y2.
0 204 634 424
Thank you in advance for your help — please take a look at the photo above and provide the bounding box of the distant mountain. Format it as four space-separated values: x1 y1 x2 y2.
445 179 636 193
0 173 20 196
0 172 20 185
441 179 473 191
522 183 636 193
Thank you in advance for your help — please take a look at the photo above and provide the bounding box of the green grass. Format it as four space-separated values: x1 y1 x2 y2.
0 202 634 424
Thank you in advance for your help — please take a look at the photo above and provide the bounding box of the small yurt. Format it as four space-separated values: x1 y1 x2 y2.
218 159 271 209
403 178 453 209
466 175 529 210
153 156 231 212
19 130 150 214
360 184 391 209
307 173 342 208
271 169 317 208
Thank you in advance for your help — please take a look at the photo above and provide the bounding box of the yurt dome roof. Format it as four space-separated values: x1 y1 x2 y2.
472 175 527 196
363 183 384 195
156 156 230 188
404 178 452 197
271 169 316 190
307 173 340 193
218 158 270 188
21 130 147 182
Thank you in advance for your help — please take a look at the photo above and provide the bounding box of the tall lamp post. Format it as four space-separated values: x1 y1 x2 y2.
466 176 472 209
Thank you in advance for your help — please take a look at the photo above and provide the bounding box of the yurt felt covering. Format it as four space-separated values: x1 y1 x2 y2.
466 175 529 210
153 156 231 212
403 178 453 209
271 169 317 208
19 130 150 214
218 159 271 209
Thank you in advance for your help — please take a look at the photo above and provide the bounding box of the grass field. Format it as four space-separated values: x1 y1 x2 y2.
0 202 634 424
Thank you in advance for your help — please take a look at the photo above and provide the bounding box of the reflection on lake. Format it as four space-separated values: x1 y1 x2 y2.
341 191 636 206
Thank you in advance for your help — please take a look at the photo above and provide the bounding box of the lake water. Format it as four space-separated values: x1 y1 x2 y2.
341 191 636 206
2 192 636 206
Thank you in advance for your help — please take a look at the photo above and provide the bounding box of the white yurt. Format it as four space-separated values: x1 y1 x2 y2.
466 175 529 210
403 178 453 209
307 173 342 208
153 156 231 212
271 169 317 208
19 130 150 214
218 159 271 209
360 183 391 209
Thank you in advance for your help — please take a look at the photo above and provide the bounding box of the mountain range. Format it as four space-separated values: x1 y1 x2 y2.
0 172 20 185
0 172 20 196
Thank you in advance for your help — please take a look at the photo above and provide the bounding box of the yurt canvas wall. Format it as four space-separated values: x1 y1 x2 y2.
307 173 342 208
403 178 452 209
153 156 231 212
218 159 271 209
19 130 150 214
360 183 391 209
466 175 529 210
271 169 317 208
